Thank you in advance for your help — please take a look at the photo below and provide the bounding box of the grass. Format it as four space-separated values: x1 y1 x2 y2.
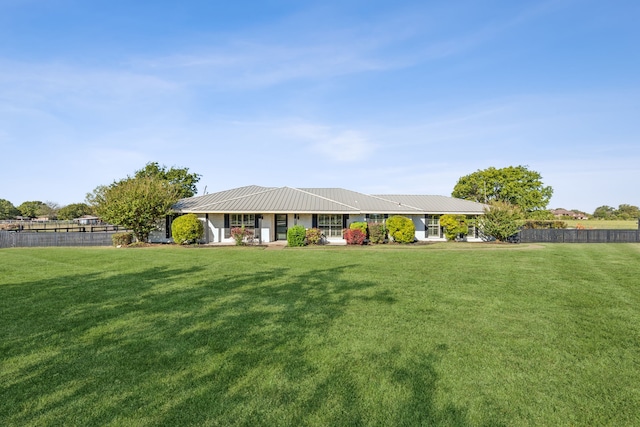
563 219 639 229
1 243 639 426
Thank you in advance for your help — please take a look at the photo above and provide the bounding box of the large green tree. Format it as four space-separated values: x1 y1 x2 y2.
135 162 201 199
452 165 553 214
57 203 93 220
92 176 181 242
0 199 20 220
17 201 47 218
616 204 640 220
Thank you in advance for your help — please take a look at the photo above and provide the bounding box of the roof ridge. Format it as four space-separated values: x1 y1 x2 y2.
291 187 360 210
367 194 422 211
188 186 278 210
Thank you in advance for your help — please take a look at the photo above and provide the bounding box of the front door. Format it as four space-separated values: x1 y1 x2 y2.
276 214 288 241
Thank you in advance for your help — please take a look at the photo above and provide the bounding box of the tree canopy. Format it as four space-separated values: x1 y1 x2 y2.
17 201 48 218
134 162 201 199
593 204 640 220
92 176 181 242
0 199 20 220
57 203 93 220
452 165 553 214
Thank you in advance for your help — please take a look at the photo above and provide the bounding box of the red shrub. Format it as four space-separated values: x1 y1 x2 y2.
343 228 366 245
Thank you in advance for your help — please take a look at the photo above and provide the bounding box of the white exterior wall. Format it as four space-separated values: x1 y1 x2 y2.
348 214 366 225
296 214 313 229
149 218 173 243
411 215 428 241
205 213 225 243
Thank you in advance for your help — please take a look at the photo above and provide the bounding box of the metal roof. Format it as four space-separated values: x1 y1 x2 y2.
373 195 488 214
174 186 486 215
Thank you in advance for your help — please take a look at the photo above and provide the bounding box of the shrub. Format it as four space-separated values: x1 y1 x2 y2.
521 220 567 229
231 227 254 246
478 201 522 242
368 222 386 244
112 232 133 247
344 228 366 245
349 221 368 236
287 225 306 247
171 214 204 245
386 215 415 243
439 214 469 241
305 228 323 245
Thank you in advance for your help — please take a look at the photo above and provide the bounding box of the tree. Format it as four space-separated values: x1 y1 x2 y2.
135 162 201 199
57 203 93 220
171 214 204 244
92 176 181 242
478 201 523 242
593 205 615 219
0 199 20 220
452 165 553 214
17 201 47 218
40 201 60 219
439 214 468 241
616 204 640 220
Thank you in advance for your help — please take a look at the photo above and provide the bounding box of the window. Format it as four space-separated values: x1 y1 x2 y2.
426 215 441 237
318 214 344 237
367 214 387 223
230 214 255 229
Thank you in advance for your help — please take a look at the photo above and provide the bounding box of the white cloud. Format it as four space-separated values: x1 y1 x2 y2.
277 121 376 163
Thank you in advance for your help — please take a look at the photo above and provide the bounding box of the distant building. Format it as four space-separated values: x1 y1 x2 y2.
74 215 101 225
552 209 588 220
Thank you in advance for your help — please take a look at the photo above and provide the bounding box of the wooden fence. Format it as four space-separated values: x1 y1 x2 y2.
519 229 640 243
0 231 120 248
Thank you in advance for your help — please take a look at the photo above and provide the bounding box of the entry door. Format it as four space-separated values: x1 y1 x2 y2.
276 214 288 241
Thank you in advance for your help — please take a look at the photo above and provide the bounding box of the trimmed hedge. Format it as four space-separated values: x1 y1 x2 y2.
171 214 204 244
386 215 415 243
287 225 306 247
439 214 468 241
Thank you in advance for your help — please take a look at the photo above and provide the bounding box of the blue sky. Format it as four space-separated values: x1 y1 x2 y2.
1 0 638 213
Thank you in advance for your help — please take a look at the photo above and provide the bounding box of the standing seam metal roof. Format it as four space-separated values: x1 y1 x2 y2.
174 186 486 214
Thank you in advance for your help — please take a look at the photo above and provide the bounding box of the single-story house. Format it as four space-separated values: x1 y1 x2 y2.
551 208 588 220
150 185 488 244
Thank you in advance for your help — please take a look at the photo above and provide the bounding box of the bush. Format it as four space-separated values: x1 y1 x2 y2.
305 228 323 245
349 221 368 236
439 214 469 241
344 228 366 245
478 201 522 242
171 214 204 244
112 232 133 247
287 225 306 247
368 222 386 244
231 227 254 246
386 215 415 243
521 220 567 230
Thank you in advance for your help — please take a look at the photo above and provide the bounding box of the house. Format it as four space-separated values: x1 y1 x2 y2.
150 185 487 244
551 208 588 220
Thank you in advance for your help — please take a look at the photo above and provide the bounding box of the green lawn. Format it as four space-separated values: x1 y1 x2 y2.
1 244 639 426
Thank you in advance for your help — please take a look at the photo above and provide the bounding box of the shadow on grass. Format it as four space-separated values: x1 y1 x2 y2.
1 262 501 426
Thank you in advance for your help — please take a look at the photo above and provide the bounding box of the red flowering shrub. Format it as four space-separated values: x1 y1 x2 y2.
343 228 366 245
